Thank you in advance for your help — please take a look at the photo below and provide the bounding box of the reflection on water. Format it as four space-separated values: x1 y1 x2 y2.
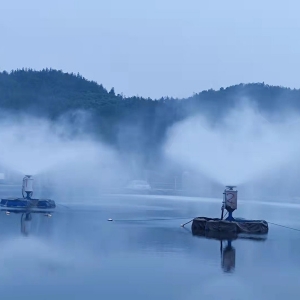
0 195 299 299
1 210 53 236
191 229 267 273
20 212 52 236
221 240 235 273
21 212 32 236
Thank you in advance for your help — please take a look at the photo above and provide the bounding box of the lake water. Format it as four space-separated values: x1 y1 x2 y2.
0 193 299 300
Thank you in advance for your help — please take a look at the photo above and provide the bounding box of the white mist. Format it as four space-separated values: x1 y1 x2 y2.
164 102 300 188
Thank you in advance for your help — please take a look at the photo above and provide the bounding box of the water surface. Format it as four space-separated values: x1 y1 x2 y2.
0 194 299 300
